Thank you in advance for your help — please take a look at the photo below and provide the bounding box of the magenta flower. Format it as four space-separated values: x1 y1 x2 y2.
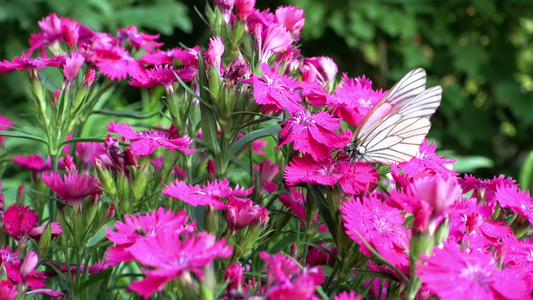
206 36 225 75
331 74 386 126
448 198 511 250
0 114 13 146
0 246 46 289
247 8 275 32
255 23 293 63
334 291 362 300
63 52 85 83
496 184 533 225
213 0 235 23
460 174 515 208
300 56 338 87
141 46 198 67
0 279 18 300
117 25 163 53
225 197 269 233
235 0 255 19
162 178 253 209
127 231 232 299
388 175 462 234
278 187 327 233
235 0 255 20
82 69 96 87
107 122 195 156
0 54 67 74
502 234 533 273
274 6 305 38
24 13 80 56
397 140 457 181
94 45 144 81
277 110 343 162
41 170 101 206
129 64 195 94
416 241 532 300
253 63 302 113
253 158 279 197
3 204 38 241
28 222 63 241
13 154 51 173
260 251 324 299
224 262 245 294
105 207 195 265
341 194 409 269
284 155 379 196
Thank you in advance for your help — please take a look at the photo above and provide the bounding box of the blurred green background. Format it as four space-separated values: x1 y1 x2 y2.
1 0 533 180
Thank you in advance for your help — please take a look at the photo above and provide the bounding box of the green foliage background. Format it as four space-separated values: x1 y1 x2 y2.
1 0 533 179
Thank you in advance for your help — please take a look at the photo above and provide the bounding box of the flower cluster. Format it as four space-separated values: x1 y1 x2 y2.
0 1 531 300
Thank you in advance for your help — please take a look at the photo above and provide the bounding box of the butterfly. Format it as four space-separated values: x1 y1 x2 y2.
344 68 442 165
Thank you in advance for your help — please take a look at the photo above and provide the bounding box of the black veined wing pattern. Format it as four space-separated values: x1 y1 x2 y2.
345 68 442 165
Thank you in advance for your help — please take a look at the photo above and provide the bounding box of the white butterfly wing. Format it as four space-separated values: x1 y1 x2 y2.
353 68 428 140
350 68 442 164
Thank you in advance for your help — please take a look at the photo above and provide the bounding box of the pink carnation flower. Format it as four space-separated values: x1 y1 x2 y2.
206 36 224 76
129 64 195 94
416 241 532 300
279 187 328 233
254 23 293 63
41 170 101 206
224 263 245 294
260 251 324 299
63 52 85 83
448 197 511 250
162 178 253 209
397 140 457 180
0 279 18 300
502 234 533 273
95 45 145 81
105 207 195 265
460 174 515 208
24 13 80 56
274 6 305 38
107 122 195 156
117 25 163 53
496 184 533 225
284 155 379 196
253 63 302 113
300 56 338 87
225 197 269 233
277 110 343 162
331 74 386 126
0 54 67 74
13 154 51 173
0 114 13 145
3 204 38 240
388 175 462 234
0 246 46 289
341 194 409 269
141 46 197 66
334 291 362 300
128 231 232 299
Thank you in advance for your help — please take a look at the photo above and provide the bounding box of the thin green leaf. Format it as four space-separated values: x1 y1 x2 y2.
307 184 337 244
0 131 48 145
86 220 116 247
231 124 281 155
91 109 160 119
80 268 113 290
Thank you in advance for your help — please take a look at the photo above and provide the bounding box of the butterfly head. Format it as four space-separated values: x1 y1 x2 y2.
344 142 365 163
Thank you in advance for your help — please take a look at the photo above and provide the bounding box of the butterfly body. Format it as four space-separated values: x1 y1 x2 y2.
345 68 442 165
